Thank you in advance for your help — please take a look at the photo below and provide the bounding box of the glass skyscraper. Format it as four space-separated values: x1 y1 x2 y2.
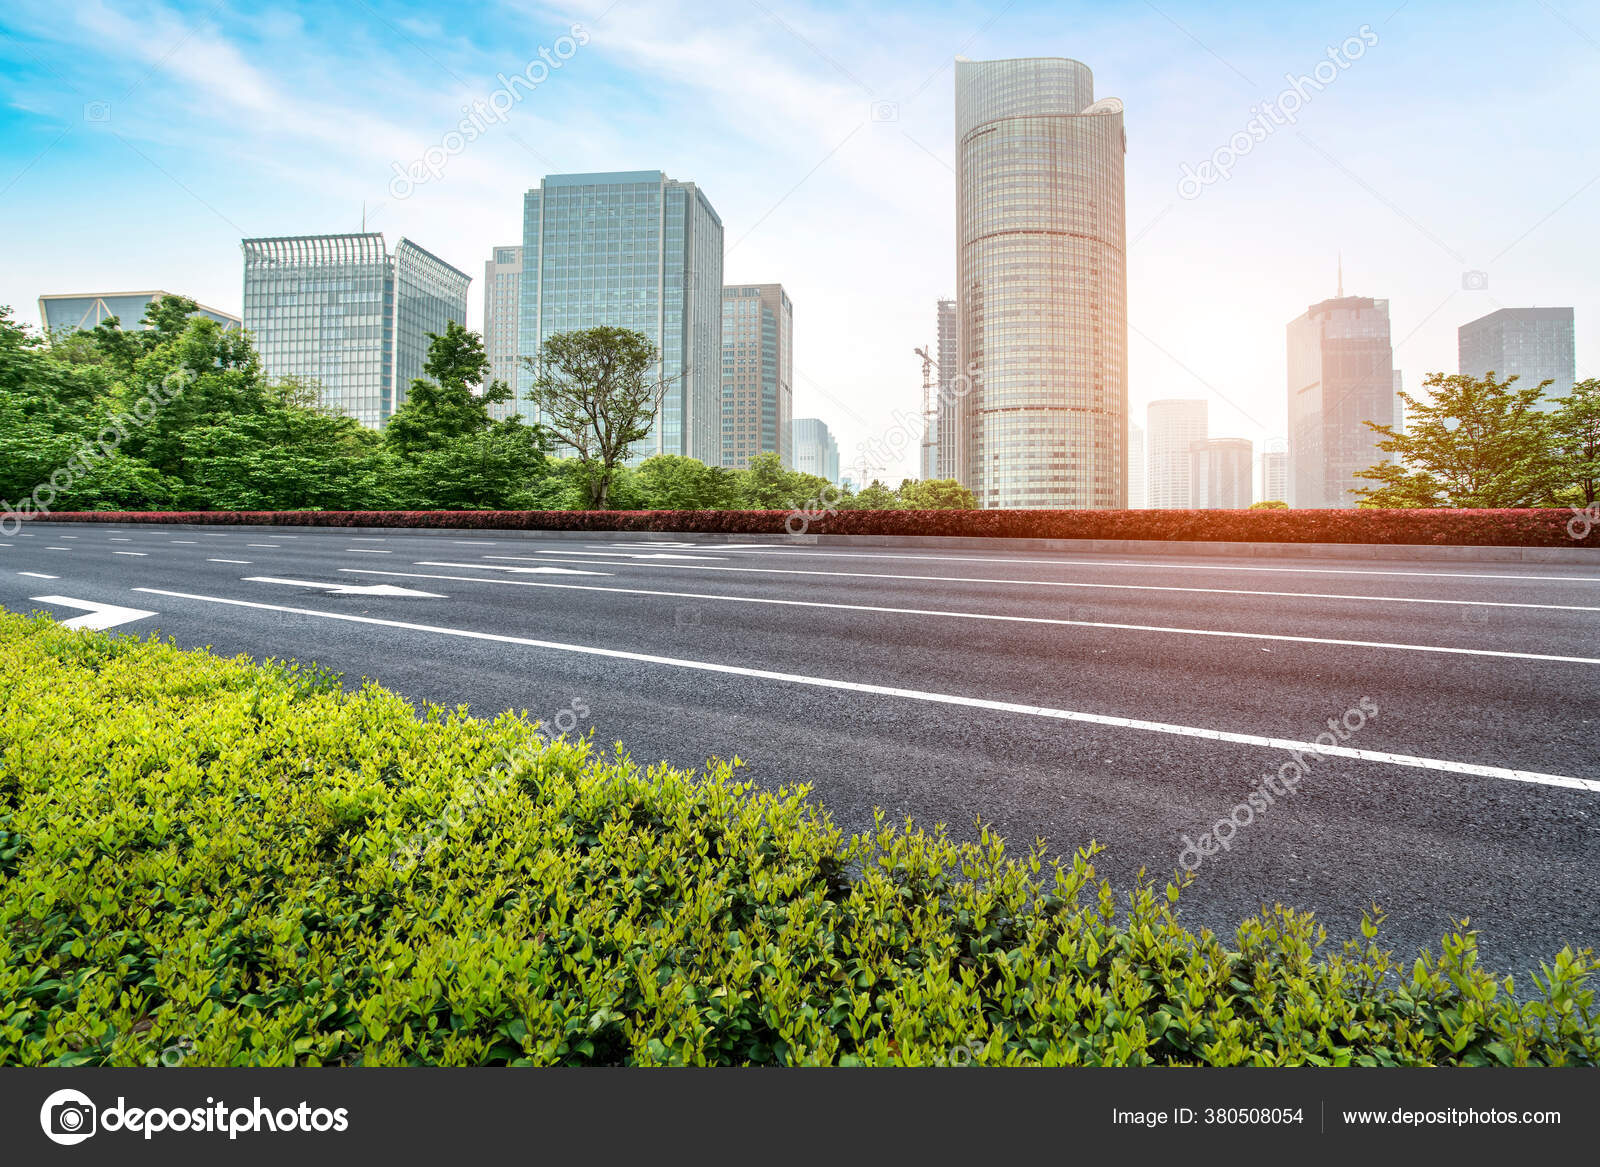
955 56 1128 508
1458 307 1575 410
241 233 470 428
721 284 793 468
932 297 959 480
1286 295 1395 508
1189 437 1253 509
483 245 523 421
792 418 840 485
519 171 724 462
1146 399 1208 509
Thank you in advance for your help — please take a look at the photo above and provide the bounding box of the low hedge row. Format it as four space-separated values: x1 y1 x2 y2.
2 610 1596 1067
18 506 1599 546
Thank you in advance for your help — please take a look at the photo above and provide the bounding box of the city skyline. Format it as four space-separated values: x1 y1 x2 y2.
2 1 1596 484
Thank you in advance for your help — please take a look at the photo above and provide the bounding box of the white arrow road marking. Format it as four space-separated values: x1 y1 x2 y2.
32 596 157 631
531 549 724 561
244 576 445 598
131 587 1600 795
415 561 611 576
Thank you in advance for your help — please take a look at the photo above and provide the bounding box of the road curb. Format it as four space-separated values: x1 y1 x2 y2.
22 520 1600 565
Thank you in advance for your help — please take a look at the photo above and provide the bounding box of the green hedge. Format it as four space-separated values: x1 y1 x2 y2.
1 610 1596 1066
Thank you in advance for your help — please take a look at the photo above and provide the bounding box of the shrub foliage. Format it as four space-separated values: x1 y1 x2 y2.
1 611 1595 1067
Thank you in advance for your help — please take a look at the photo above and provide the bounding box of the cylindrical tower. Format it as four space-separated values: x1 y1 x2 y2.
955 57 1128 508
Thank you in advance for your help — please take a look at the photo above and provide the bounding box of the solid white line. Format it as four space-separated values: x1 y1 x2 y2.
480 556 1600 613
705 547 1600 584
207 559 252 565
130 586 1600 795
112 551 147 557
353 567 1600 666
17 572 58 579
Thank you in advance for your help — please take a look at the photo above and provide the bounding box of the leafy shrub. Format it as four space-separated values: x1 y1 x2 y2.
23 505 1598 546
1 610 1596 1066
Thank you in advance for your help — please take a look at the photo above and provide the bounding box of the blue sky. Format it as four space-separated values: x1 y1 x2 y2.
1 0 1596 480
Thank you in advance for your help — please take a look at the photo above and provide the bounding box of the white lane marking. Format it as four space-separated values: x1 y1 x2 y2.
345 549 393 554
18 533 34 537
0 543 10 547
110 538 132 542
482 556 1600 614
200 534 230 538
130 586 1600 795
349 538 386 542
247 544 281 548
207 559 252 565
17 572 58 579
47 546 71 551
704 547 1600 584
58 535 77 540
452 540 499 545
244 576 445 598
171 540 198 544
112 551 148 557
416 561 611 576
32 595 157 632
531 549 725 561
347 567 1600 666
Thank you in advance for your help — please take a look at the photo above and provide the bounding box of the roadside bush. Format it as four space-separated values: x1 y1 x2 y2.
1 610 1596 1067
21 505 1598 546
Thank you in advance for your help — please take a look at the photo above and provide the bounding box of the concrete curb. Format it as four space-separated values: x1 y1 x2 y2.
23 519 1600 565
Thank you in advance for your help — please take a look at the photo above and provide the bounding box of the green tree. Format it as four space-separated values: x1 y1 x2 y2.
836 479 900 509
1354 371 1557 507
636 454 742 510
1250 499 1288 509
523 326 673 508
1550 379 1600 507
898 478 975 509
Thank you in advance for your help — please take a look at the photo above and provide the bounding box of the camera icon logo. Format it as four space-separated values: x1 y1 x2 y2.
869 100 899 122
83 101 111 123
40 1088 97 1146
1461 269 1489 291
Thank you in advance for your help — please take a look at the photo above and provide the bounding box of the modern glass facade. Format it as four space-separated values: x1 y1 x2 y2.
1458 307 1575 410
1286 296 1394 508
1261 444 1289 504
1146 399 1207 509
929 297 959 480
955 57 1128 508
241 233 469 428
1127 420 1146 508
792 417 840 484
519 171 724 462
39 291 239 334
721 284 793 468
1189 437 1253 508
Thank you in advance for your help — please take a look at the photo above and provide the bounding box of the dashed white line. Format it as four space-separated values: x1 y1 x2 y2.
46 546 71 551
481 556 1600 613
112 551 148 557
171 540 198 544
356 567 1600 666
207 559 252 565
17 572 57 579
345 549 393 554
130 586 1600 795
110 538 132 542
247 544 281 548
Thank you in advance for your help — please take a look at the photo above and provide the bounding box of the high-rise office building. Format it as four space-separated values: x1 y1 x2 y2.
39 290 239 334
1286 294 1394 508
1261 442 1289 504
1458 307 1575 408
1146 399 1208 508
1127 421 1146 508
792 417 840 485
241 233 469 428
721 283 793 469
934 297 959 480
955 56 1127 508
1189 437 1253 508
519 171 723 462
483 245 523 420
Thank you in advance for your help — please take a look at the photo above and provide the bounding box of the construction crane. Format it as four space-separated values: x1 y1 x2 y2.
914 345 938 480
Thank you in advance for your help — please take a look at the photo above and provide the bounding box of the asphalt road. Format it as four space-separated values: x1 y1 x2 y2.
4 522 1598 976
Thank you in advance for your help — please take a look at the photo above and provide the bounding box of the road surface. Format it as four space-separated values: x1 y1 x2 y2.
3 522 1597 975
